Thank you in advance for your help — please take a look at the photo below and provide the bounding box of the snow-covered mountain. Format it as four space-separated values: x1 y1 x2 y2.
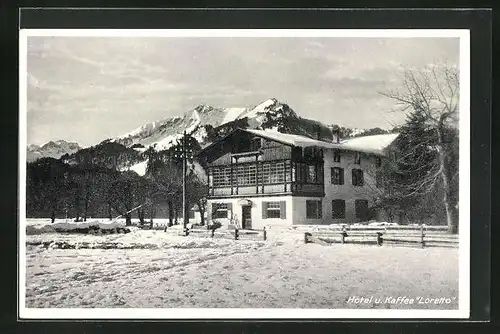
30 98 390 177
27 140 82 163
112 98 298 150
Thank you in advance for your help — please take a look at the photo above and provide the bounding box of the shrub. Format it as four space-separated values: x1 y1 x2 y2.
207 220 222 230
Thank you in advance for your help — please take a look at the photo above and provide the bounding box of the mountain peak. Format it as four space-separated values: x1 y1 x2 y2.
27 140 82 163
254 98 278 109
194 104 219 114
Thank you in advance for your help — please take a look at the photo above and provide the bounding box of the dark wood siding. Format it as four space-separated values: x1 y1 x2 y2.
203 129 325 198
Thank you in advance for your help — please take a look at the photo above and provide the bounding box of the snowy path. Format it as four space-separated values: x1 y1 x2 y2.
25 230 459 309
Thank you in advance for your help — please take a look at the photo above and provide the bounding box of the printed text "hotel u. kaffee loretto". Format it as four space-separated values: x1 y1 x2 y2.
347 296 457 305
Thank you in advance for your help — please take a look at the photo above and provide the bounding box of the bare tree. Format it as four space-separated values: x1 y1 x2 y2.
186 171 208 226
381 64 459 233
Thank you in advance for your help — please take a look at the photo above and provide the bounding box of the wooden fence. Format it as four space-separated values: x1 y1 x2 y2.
164 226 268 242
139 222 457 247
303 225 458 248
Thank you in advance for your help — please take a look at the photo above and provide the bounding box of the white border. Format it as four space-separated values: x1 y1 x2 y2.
18 29 470 320
20 28 467 38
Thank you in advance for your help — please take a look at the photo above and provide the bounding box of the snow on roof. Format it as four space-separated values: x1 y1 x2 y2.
245 129 337 149
338 133 399 156
199 128 398 157
246 129 398 156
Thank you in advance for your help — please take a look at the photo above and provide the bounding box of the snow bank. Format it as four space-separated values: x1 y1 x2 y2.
26 229 265 251
25 219 136 235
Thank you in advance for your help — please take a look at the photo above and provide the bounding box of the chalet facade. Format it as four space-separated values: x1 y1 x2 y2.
197 128 398 230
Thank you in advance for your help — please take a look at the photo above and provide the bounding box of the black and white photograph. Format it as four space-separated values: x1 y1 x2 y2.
19 28 470 319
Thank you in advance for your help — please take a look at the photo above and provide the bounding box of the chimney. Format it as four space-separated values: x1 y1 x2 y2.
328 125 341 143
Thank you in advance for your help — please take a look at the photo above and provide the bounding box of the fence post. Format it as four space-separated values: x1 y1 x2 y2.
341 226 346 244
304 232 311 244
234 228 239 240
420 225 425 248
376 232 383 246
263 227 267 241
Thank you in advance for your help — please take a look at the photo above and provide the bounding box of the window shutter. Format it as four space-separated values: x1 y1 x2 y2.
352 169 358 186
227 203 233 218
262 202 268 219
211 203 217 219
340 168 344 185
318 201 322 219
280 201 286 219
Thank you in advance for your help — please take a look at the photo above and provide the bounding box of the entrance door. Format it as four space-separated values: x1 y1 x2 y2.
241 205 252 229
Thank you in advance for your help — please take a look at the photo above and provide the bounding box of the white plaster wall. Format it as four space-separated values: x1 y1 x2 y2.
207 196 294 230
321 148 381 224
188 212 203 225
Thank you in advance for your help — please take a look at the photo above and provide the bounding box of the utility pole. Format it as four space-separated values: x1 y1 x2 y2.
182 130 188 236
173 131 193 236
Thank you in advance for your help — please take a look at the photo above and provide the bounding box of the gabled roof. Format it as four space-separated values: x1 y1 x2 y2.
198 128 398 157
247 129 399 156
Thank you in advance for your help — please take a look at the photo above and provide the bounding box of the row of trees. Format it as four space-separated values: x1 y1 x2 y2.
26 138 208 226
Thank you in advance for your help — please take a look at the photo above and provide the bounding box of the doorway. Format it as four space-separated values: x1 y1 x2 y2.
241 205 252 229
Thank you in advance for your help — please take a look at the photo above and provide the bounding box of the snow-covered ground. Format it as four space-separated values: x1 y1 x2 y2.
24 219 459 309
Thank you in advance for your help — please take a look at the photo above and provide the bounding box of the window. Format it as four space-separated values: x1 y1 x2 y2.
333 150 341 163
354 152 361 164
251 138 262 151
265 202 281 218
262 201 286 219
306 165 317 183
306 200 322 219
212 167 231 187
188 210 195 219
270 162 285 183
258 162 286 185
331 167 344 185
236 164 256 186
375 157 382 168
259 163 270 184
355 199 369 220
332 199 346 219
352 169 364 186
212 203 230 219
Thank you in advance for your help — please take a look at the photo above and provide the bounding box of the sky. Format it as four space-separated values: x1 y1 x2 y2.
26 35 459 147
